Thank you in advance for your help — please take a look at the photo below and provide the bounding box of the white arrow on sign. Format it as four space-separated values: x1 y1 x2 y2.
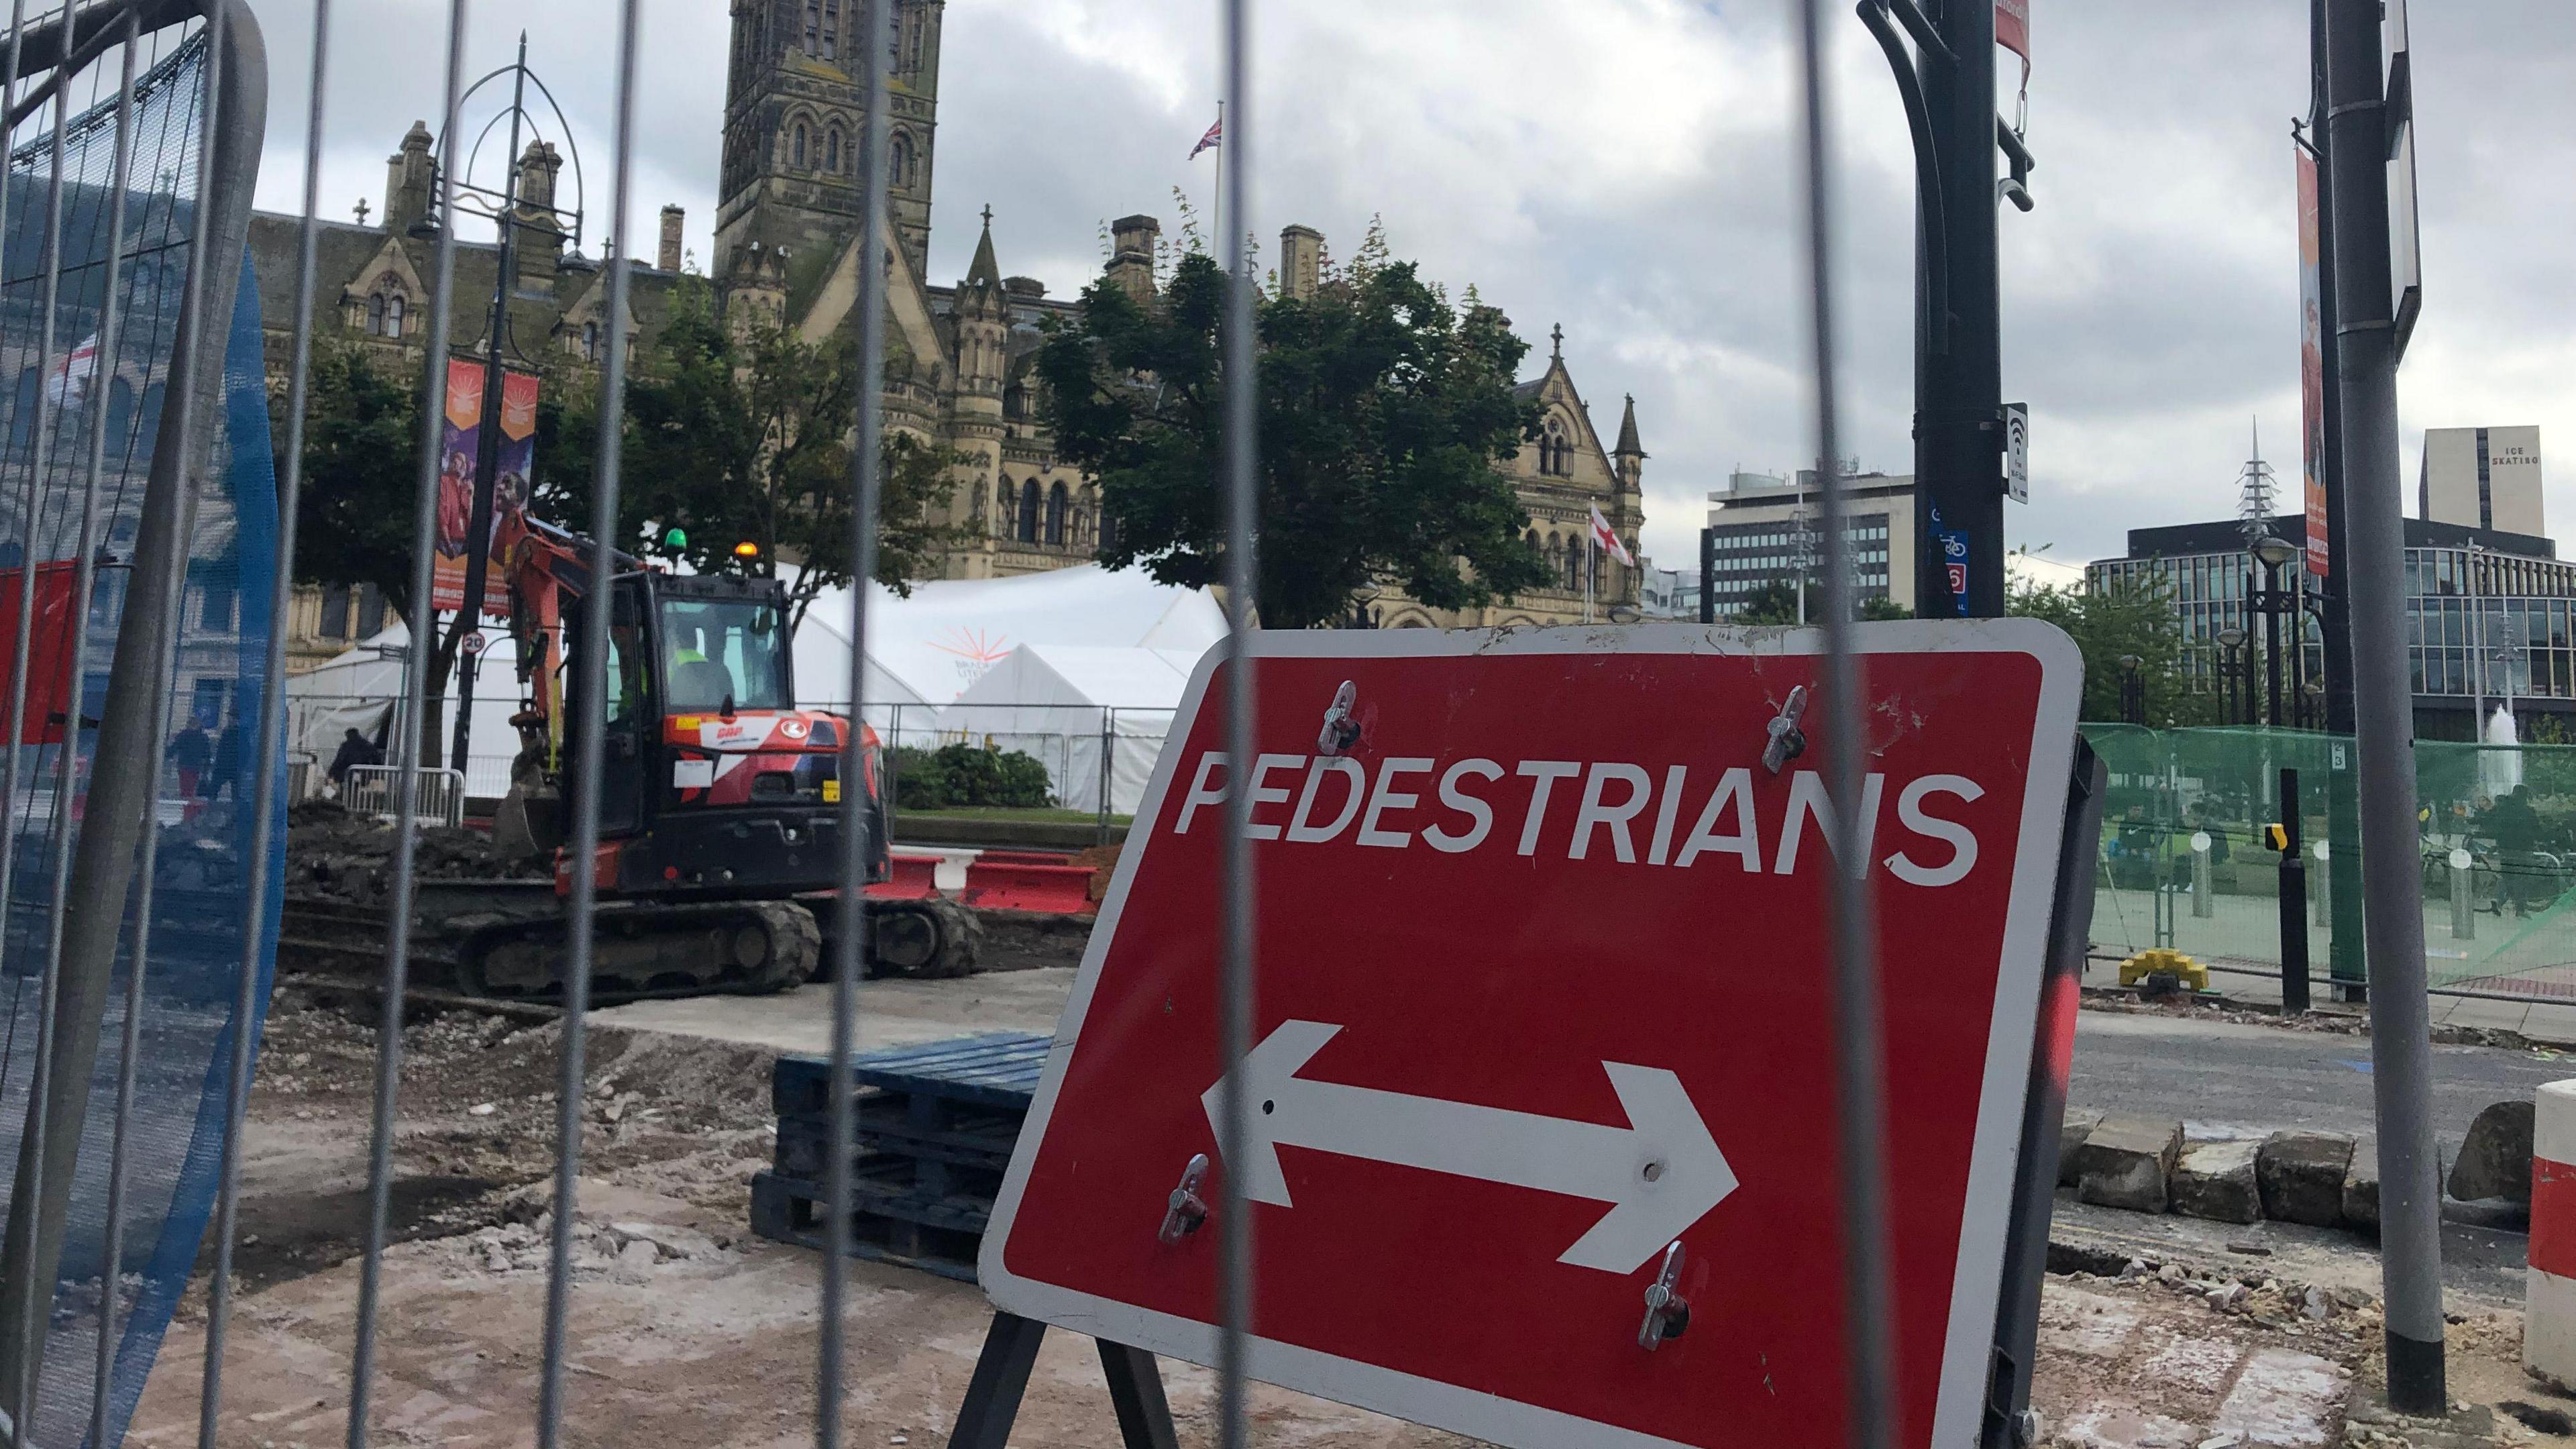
1201 1020 1737 1275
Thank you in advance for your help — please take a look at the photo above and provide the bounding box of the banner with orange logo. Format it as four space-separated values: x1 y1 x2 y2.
430 360 539 616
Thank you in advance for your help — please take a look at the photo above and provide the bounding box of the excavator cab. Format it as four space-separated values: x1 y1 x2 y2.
551 571 887 900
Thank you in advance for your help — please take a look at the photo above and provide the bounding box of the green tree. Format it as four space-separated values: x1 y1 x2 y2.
1725 578 1907 624
285 339 421 626
559 281 965 633
2007 568 2212 725
1036 240 1550 629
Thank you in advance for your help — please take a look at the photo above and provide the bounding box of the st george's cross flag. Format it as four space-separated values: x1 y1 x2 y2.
1589 504 1633 567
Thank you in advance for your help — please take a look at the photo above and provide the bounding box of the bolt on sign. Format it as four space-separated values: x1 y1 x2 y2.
982 621 2084 1449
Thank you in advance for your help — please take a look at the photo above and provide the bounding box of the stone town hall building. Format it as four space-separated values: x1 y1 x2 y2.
250 0 1644 666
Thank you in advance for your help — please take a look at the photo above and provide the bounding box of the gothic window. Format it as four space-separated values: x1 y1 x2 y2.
804 2 820 53
792 123 809 170
582 321 600 361
822 0 839 58
890 132 912 189
366 292 384 334
1018 479 1041 544
386 293 405 336
1044 482 1069 547
1565 538 1584 592
826 127 842 173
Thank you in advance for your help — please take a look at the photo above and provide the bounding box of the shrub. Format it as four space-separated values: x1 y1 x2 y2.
888 741 1055 810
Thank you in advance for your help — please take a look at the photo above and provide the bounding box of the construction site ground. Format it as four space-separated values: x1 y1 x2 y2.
120 971 2576 1448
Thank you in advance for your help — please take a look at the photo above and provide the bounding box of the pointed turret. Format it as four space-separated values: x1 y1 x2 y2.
1613 394 1646 490
965 204 1004 292
953 205 1010 396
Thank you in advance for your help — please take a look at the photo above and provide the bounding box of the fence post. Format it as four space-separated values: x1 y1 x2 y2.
2190 831 2214 918
1097 708 1115 845
883 702 900 839
2450 847 2476 941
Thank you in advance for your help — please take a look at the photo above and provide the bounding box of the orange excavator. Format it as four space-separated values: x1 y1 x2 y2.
435 511 973 999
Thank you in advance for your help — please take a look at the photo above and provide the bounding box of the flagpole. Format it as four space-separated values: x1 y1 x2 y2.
1211 99 1224 258
1585 534 1594 624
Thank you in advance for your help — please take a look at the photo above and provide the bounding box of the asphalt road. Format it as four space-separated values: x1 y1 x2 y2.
2068 1008 2572 1149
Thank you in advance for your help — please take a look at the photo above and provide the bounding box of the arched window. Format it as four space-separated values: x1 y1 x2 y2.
366 292 385 334
1523 528 1540 553
1565 538 1584 592
1017 479 1042 543
826 127 843 173
582 321 599 361
792 123 809 170
385 293 405 337
822 0 840 58
890 132 912 189
804 3 820 52
1044 482 1069 546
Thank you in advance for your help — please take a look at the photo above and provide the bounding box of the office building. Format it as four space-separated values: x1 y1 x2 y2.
1701 470 1910 618
2090 513 2569 737
2420 425 2543 537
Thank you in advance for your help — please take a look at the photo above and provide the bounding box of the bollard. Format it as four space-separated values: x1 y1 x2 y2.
2190 830 2214 918
2451 847 2476 942
2277 769 2310 1015
2312 840 2331 927
2527 1079 2576 1385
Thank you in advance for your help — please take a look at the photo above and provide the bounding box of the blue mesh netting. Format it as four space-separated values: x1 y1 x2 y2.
0 30 280 1446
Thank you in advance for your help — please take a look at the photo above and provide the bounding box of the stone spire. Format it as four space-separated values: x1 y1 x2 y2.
965 204 1004 291
1613 394 1645 490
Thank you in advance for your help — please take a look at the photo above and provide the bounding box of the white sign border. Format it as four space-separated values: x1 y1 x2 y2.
980 619 2084 1449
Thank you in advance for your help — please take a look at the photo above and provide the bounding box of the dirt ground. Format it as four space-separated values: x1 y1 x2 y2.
119 981 2576 1448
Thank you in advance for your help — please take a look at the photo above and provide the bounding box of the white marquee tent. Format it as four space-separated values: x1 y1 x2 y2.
937 644 1202 814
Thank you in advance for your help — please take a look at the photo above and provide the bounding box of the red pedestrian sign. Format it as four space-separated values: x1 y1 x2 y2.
982 622 2082 1449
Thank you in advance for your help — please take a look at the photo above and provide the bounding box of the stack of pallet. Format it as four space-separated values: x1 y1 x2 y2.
750 1031 1051 1281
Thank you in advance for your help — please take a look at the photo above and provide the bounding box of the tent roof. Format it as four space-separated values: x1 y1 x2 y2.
951 643 1201 711
800 564 1224 706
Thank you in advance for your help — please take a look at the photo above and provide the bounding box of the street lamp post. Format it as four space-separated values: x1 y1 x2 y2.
410 36 590 775
2253 533 2304 729
2217 625 2249 725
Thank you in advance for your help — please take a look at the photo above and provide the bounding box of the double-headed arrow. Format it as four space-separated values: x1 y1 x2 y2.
1200 1020 1737 1275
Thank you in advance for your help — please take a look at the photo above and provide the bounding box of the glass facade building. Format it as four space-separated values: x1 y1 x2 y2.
2088 513 2565 736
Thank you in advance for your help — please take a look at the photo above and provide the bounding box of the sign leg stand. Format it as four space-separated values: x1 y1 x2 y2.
945 1311 1179 1449
1982 741 2110 1449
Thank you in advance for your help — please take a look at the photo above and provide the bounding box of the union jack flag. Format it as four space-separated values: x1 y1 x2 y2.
1189 115 1222 159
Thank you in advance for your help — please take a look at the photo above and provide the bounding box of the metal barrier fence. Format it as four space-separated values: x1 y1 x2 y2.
0 1 1917 1447
2086 723 2576 1000
337 764 463 829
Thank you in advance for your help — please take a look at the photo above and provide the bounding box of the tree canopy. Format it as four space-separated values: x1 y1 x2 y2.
2007 564 2212 725
1035 241 1550 630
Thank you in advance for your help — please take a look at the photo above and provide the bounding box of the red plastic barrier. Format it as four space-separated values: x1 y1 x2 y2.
959 860 1095 916
976 850 1074 867
864 853 943 901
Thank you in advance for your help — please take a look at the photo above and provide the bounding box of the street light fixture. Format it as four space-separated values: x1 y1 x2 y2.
2250 534 2302 729
2216 625 2249 726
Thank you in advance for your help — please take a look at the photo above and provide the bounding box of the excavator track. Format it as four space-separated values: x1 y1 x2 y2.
453 898 823 1004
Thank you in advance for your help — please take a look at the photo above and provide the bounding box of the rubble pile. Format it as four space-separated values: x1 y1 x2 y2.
285 799 546 905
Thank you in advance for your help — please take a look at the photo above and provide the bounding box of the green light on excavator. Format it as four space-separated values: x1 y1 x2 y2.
663 526 688 550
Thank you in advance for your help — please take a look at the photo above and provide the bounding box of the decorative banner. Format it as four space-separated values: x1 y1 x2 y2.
430 360 539 618
1996 0 2030 72
2298 146 2329 578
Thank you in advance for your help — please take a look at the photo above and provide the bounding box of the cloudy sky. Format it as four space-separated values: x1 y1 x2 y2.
241 0 2576 574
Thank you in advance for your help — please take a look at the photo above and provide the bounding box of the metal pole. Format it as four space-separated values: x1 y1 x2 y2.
2264 564 2285 727
0 0 42 997
199 1 319 1437
350 2 470 1438
822 0 892 1441
2311 0 2365 997
1911 0 2004 619
1793 4 1893 1446
2325 0 2445 1411
531 5 640 1446
1215 0 1258 1441
2278 768 2310 1014
447 33 530 775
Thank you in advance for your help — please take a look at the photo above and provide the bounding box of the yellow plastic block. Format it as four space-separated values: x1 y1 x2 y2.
2117 948 2210 993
